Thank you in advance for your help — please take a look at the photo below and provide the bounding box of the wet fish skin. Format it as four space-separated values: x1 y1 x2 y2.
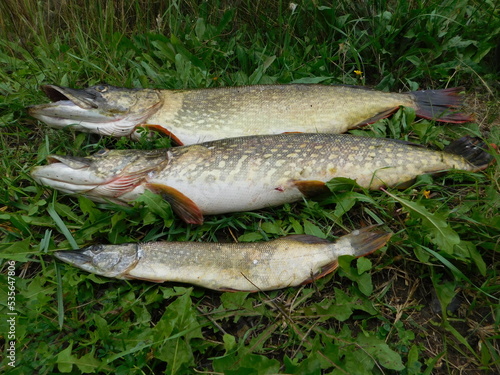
29 84 472 145
54 227 392 292
30 133 492 224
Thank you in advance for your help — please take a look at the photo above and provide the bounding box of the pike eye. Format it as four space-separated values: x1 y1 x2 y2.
90 245 104 254
95 85 108 93
95 148 109 157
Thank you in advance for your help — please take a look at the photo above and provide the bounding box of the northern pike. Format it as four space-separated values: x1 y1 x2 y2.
30 133 492 224
28 84 471 145
54 226 391 292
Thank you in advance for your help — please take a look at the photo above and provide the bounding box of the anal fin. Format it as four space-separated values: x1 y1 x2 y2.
146 183 204 224
355 107 399 127
300 260 339 285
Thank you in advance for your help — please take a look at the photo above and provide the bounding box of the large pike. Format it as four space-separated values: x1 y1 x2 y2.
31 133 492 224
54 227 391 292
29 84 471 145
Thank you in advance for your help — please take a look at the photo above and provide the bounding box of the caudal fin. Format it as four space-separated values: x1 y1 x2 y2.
347 226 392 258
411 87 472 123
444 136 493 171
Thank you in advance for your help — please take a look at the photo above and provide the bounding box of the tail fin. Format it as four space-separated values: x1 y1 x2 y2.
411 87 472 123
347 226 392 258
444 136 493 171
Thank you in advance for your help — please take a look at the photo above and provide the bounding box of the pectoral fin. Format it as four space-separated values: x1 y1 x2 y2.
218 286 258 293
138 124 184 145
146 183 204 224
124 275 164 283
293 180 330 197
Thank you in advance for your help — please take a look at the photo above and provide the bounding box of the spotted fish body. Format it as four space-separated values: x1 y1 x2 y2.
31 133 492 224
29 84 471 145
54 227 392 291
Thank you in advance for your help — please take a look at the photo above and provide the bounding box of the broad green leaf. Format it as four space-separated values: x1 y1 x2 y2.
407 345 423 375
223 334 236 353
0 239 32 262
75 351 102 373
213 352 281 374
356 334 405 370
261 221 282 235
303 220 326 238
56 343 74 373
289 217 303 234
238 232 263 242
357 257 372 275
338 256 373 296
135 189 173 226
315 288 376 321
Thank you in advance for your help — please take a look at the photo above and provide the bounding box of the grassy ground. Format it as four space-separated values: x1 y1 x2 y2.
0 0 499 373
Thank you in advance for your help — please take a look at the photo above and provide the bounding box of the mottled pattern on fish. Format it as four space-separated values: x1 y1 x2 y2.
29 84 471 145
31 133 492 224
54 227 392 291
157 85 414 143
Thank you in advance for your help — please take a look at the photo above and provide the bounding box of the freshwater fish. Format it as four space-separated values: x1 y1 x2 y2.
54 226 391 292
30 133 492 224
29 84 471 145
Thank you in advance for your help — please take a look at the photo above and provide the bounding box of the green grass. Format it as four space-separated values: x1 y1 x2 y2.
1 0 499 373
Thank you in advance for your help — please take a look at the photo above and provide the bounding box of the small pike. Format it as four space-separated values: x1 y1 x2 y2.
30 133 492 224
29 84 471 145
54 227 391 292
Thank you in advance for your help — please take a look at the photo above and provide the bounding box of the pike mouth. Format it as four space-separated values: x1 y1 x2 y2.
29 85 162 137
28 85 123 126
41 85 98 109
30 155 103 194
46 154 92 169
54 249 92 265
31 151 160 199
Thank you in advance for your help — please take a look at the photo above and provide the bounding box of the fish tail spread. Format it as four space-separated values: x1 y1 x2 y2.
347 226 392 258
411 87 472 123
444 136 493 171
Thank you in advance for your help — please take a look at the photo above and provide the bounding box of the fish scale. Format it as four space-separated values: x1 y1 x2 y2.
31 133 492 224
54 227 392 291
29 84 472 145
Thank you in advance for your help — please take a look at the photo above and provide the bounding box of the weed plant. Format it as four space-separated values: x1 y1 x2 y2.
0 0 499 374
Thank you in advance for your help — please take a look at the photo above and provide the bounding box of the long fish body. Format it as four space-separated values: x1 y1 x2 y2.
28 84 471 145
54 227 391 292
31 133 492 224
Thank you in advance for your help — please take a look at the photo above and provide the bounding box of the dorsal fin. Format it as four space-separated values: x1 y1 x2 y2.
281 234 331 244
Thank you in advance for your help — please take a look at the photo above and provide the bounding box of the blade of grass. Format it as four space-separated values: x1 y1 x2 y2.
55 260 64 330
418 244 497 301
47 201 79 250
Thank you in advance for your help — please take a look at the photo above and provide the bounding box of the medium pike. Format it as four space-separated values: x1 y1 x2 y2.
29 84 471 145
54 227 391 292
31 133 492 224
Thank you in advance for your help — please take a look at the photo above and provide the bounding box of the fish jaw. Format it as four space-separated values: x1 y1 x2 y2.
31 149 166 201
55 243 140 278
28 84 163 137
31 155 104 194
